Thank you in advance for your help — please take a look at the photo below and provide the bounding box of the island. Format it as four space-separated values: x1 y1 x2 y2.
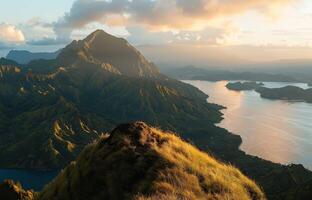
255 85 312 103
226 82 312 103
226 81 264 91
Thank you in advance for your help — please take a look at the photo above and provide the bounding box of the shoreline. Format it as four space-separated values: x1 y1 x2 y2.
183 79 312 172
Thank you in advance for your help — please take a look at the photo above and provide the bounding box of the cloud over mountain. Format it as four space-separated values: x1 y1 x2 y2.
0 23 25 43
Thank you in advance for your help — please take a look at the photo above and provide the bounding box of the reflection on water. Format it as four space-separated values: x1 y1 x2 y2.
185 80 312 169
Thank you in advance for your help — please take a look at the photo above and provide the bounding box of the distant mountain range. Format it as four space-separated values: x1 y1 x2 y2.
163 66 299 83
6 49 61 65
138 44 312 80
0 30 312 199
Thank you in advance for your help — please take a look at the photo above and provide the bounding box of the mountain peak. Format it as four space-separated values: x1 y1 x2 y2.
83 29 117 43
39 122 265 200
109 121 162 148
111 121 150 137
90 29 108 35
57 30 160 78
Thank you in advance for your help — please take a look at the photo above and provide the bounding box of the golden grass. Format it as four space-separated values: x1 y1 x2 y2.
39 122 266 200
137 127 266 200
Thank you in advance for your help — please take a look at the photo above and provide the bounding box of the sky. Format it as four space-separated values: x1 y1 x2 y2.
1 0 312 64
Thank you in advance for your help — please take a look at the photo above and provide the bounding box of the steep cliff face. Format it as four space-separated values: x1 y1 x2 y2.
39 122 265 200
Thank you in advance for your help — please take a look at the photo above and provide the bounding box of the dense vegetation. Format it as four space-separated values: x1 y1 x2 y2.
39 122 265 200
256 86 312 103
0 30 312 199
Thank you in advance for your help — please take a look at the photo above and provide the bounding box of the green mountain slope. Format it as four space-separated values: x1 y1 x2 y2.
0 31 222 169
0 68 221 168
6 50 60 65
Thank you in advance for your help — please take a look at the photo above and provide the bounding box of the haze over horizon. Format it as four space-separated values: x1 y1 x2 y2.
1 0 312 65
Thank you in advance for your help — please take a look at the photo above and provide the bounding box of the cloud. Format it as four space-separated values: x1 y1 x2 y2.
54 0 299 39
19 18 58 46
126 25 239 46
0 23 25 43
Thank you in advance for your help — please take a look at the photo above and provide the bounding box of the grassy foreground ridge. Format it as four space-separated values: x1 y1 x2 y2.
38 122 265 200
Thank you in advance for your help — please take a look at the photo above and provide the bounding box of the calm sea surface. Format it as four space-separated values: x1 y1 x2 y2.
185 80 312 169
